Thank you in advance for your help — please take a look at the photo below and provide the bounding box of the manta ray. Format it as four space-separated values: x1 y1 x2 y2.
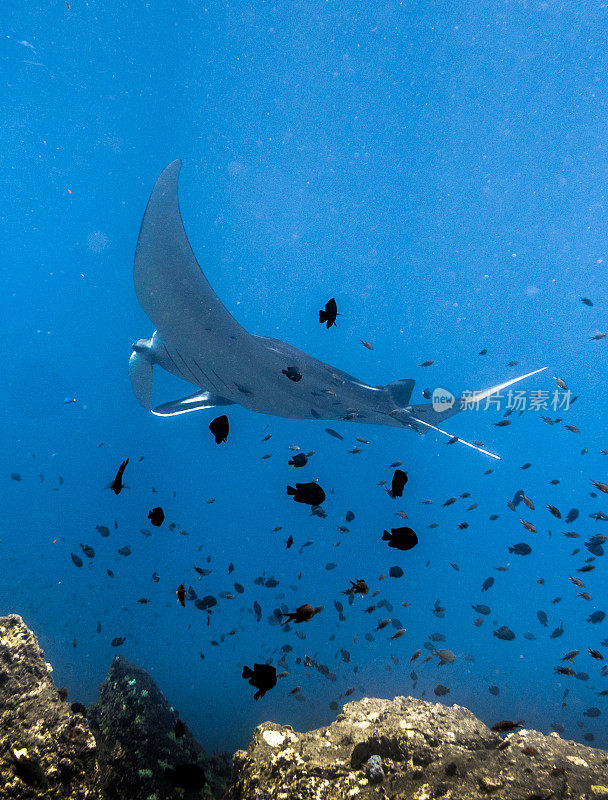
129 160 546 459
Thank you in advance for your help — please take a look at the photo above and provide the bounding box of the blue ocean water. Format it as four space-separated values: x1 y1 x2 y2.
2 0 607 754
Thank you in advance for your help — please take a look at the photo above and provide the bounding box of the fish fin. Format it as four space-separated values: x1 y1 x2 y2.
385 378 415 407
381 530 391 540
129 351 153 410
151 390 235 417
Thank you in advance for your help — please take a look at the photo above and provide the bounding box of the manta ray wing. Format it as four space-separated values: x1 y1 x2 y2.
134 159 251 353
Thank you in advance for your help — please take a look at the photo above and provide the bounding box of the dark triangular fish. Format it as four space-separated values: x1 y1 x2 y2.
382 527 418 551
209 415 229 444
287 482 326 506
388 469 407 498
319 297 338 328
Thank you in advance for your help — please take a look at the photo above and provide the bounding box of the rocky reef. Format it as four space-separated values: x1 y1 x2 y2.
88 654 231 800
0 615 230 800
0 614 103 800
225 696 608 800
1 614 607 800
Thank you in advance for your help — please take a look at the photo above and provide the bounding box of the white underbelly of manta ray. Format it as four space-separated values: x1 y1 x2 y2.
129 160 546 459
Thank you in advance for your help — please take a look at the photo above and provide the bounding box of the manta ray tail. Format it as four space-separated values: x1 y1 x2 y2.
129 351 153 410
407 366 548 459
408 367 547 429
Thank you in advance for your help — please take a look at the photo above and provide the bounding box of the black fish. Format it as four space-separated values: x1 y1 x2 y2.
148 507 165 527
289 453 308 468
164 763 206 791
174 719 186 739
282 366 302 382
195 595 217 611
388 469 407 498
492 720 524 732
346 510 355 522
494 626 515 641
209 415 229 444
242 663 277 700
176 584 186 607
481 577 494 592
511 489 525 507
108 458 129 494
287 482 326 506
70 552 83 568
80 543 95 559
344 579 369 595
509 542 532 556
388 566 404 578
110 636 126 647
281 603 324 624
566 508 579 524
319 297 338 328
325 428 343 440
382 527 418 551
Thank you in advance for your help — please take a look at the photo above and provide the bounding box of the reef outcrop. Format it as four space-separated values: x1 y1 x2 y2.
224 695 608 799
88 654 231 800
0 614 103 800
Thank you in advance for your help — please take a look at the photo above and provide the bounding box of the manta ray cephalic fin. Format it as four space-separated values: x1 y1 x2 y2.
129 351 153 410
151 390 236 417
